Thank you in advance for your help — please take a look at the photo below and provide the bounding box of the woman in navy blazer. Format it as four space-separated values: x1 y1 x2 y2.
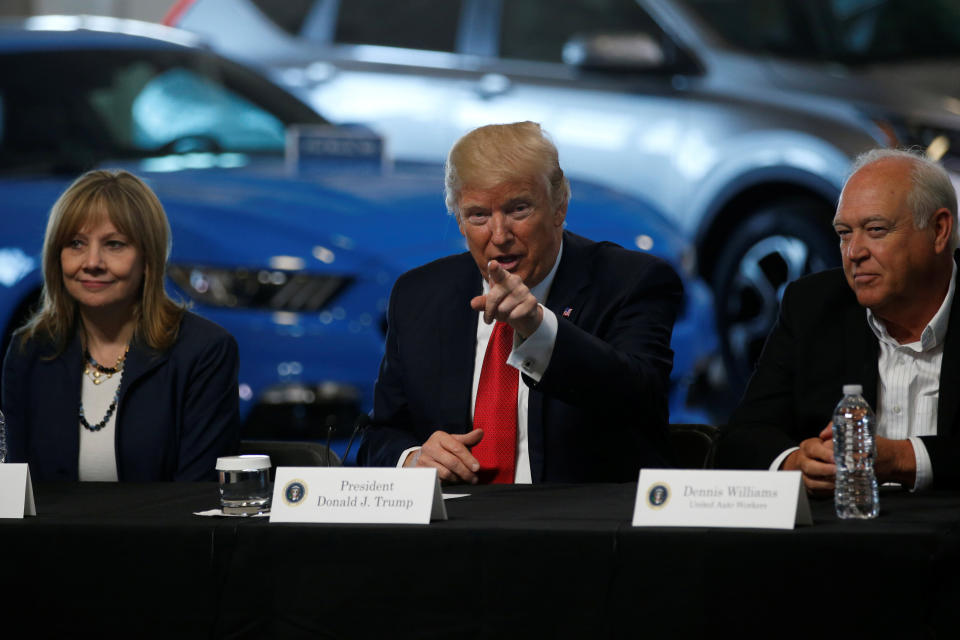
2 169 240 481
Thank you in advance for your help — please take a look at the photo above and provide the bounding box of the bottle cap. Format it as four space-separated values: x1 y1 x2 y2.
842 384 863 395
216 454 271 471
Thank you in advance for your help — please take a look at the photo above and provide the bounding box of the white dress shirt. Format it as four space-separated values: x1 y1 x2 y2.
398 244 563 483
771 263 956 490
866 262 956 489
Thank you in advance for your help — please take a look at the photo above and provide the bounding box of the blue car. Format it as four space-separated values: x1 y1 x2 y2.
0 16 717 455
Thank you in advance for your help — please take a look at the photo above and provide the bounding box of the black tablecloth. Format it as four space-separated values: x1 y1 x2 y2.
4 482 960 638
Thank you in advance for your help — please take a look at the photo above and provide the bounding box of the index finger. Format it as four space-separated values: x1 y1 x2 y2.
442 434 481 473
798 435 833 463
487 260 507 284
799 456 836 480
819 421 833 440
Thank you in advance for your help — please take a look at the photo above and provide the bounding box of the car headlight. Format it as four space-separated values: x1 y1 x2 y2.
900 123 957 161
167 265 352 311
867 114 957 161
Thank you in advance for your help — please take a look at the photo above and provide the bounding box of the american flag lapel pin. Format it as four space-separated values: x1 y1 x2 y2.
562 307 573 318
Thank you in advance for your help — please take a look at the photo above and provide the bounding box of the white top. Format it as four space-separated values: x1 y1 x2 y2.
78 370 121 482
842 384 862 396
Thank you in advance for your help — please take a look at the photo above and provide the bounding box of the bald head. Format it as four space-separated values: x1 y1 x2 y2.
834 150 956 340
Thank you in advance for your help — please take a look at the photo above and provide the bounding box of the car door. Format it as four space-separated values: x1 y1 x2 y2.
459 0 695 226
294 0 693 227
293 0 494 165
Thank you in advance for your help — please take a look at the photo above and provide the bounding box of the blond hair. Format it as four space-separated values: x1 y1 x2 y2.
444 121 571 216
22 169 184 353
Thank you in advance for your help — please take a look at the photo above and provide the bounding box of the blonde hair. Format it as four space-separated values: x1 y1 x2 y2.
444 121 571 216
22 169 184 353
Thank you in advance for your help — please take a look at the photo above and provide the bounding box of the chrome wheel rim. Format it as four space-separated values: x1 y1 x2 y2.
723 235 829 379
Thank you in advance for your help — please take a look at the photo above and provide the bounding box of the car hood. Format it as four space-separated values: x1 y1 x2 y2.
134 157 693 277
139 163 460 276
0 166 448 280
0 157 693 283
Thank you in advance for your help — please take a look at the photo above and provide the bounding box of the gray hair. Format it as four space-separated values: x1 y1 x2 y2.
849 147 959 250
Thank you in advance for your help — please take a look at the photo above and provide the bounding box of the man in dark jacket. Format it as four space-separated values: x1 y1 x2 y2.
720 148 959 493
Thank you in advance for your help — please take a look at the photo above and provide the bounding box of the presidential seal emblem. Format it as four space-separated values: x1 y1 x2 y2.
283 480 307 506
647 483 670 509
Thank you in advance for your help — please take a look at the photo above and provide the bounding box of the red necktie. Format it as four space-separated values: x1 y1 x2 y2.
472 321 518 484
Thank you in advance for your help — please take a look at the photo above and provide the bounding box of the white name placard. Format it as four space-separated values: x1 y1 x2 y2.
632 469 812 530
0 464 36 518
269 467 447 524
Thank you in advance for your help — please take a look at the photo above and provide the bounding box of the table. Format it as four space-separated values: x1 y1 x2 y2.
4 482 960 638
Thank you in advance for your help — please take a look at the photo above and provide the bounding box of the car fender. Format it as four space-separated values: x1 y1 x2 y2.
682 128 864 245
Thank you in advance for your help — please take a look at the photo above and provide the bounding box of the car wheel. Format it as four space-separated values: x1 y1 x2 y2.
711 202 839 393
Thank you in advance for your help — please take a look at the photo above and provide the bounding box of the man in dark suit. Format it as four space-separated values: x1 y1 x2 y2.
719 148 960 492
358 121 681 483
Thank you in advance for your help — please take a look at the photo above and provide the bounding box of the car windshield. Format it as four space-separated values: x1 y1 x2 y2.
0 46 326 173
682 0 960 64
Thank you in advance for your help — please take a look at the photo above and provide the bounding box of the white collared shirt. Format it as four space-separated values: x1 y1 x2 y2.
866 262 956 490
398 244 563 483
771 263 956 490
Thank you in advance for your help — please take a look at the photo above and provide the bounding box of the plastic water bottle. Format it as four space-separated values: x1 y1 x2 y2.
833 384 879 519
0 409 6 463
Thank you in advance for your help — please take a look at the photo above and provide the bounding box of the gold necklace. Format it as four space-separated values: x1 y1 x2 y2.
83 345 129 386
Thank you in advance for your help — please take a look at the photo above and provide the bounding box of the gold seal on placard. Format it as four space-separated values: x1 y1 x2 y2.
646 482 671 509
283 480 308 506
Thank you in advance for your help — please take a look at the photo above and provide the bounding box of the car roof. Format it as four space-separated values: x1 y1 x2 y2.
0 15 204 53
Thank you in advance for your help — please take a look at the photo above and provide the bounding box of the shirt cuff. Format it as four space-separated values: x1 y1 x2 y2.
397 446 421 468
908 436 933 491
507 304 557 383
771 447 799 471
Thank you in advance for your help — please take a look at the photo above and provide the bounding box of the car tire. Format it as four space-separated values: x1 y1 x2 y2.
711 201 839 394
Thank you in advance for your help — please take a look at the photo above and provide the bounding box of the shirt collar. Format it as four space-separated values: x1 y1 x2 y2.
481 241 563 304
866 261 957 352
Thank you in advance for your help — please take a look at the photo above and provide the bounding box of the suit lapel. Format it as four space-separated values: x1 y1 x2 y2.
842 287 880 408
105 336 168 481
53 334 85 478
842 253 960 436
544 233 592 321
527 233 591 482
118 338 167 401
439 257 482 432
937 255 960 436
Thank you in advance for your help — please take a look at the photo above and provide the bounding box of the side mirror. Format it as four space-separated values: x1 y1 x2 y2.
563 32 695 75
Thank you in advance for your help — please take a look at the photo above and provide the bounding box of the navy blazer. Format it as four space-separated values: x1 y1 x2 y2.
2 311 240 481
358 231 681 482
718 261 960 487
